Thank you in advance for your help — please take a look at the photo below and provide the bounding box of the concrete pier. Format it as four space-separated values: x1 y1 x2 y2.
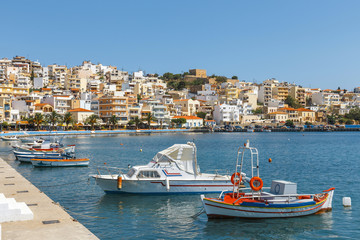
0 157 99 240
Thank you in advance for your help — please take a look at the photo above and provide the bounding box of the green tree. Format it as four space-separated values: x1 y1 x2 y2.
215 76 227 83
134 116 141 129
86 114 99 130
305 121 312 126
1 121 9 130
161 72 174 81
253 107 263 114
171 118 186 128
196 112 207 125
345 119 353 125
46 111 60 130
285 96 302 108
327 114 336 125
285 120 294 127
231 76 238 79
345 107 360 121
144 113 155 129
33 113 44 131
109 115 118 129
137 94 142 104
177 81 186 90
63 112 73 130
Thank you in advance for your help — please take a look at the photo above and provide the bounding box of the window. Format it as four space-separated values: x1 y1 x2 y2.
126 168 136 177
137 170 160 178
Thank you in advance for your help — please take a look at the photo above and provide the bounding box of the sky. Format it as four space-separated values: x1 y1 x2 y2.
1 0 360 90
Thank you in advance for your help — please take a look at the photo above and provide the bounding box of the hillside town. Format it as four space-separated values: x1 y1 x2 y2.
0 56 359 131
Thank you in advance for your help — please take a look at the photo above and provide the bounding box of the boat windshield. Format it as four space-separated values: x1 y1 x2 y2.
126 168 136 178
137 170 161 178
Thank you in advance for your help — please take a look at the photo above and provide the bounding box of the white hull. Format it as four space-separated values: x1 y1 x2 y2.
93 175 234 194
31 159 89 167
1 137 19 141
16 154 62 163
201 189 334 218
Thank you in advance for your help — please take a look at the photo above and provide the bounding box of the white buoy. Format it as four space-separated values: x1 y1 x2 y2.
342 197 351 207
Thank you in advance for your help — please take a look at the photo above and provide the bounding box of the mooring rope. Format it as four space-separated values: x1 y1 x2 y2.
64 207 107 219
191 207 205 218
35 179 87 188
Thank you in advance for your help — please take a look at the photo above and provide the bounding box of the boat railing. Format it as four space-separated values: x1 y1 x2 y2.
95 166 128 178
206 169 232 176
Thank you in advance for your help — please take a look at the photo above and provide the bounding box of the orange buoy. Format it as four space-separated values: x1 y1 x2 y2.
117 176 122 189
250 176 263 191
231 172 242 185
268 158 272 163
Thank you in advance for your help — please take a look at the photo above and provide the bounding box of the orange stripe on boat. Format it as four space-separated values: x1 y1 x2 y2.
31 158 89 162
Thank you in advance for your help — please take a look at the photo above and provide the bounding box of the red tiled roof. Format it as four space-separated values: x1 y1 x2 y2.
34 103 49 107
269 111 287 115
279 107 297 111
297 108 314 112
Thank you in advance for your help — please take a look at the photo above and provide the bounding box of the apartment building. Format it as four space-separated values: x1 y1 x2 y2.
312 92 341 107
99 96 128 124
290 86 306 106
258 79 279 105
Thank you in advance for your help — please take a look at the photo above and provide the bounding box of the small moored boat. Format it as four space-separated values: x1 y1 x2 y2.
91 142 240 194
1 136 19 141
200 141 334 219
31 158 89 167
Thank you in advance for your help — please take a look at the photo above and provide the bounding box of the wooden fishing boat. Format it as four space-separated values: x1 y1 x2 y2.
31 158 89 167
200 141 334 219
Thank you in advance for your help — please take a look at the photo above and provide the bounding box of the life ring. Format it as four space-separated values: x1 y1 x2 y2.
250 176 263 191
231 172 242 185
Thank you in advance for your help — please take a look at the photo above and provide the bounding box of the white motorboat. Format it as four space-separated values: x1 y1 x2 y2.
200 141 334 219
1 136 19 141
91 142 238 194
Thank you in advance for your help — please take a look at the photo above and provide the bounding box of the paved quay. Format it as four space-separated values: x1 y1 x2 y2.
0 157 99 240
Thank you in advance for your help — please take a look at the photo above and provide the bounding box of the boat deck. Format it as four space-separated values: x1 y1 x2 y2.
0 157 99 240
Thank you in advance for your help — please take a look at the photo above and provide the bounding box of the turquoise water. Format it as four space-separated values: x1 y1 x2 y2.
0 132 359 239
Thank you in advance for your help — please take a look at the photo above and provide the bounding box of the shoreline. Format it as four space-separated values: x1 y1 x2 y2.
0 127 359 138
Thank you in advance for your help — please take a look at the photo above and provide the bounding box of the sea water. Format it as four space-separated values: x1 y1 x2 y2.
0 132 359 239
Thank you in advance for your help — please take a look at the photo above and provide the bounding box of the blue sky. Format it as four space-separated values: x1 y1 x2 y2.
2 0 360 90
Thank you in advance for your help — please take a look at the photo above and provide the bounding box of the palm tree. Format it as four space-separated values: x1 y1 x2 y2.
109 115 118 130
33 113 44 131
137 94 142 104
144 113 155 129
134 116 141 130
47 111 60 130
63 112 73 130
86 114 99 130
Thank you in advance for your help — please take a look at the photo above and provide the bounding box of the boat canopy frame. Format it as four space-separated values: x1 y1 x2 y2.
233 140 260 196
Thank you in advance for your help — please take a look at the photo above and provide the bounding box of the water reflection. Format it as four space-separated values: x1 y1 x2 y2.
203 212 333 239
97 194 203 239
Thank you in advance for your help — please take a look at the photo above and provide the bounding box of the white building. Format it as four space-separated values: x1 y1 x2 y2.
213 104 240 125
312 92 341 106
172 116 203 128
